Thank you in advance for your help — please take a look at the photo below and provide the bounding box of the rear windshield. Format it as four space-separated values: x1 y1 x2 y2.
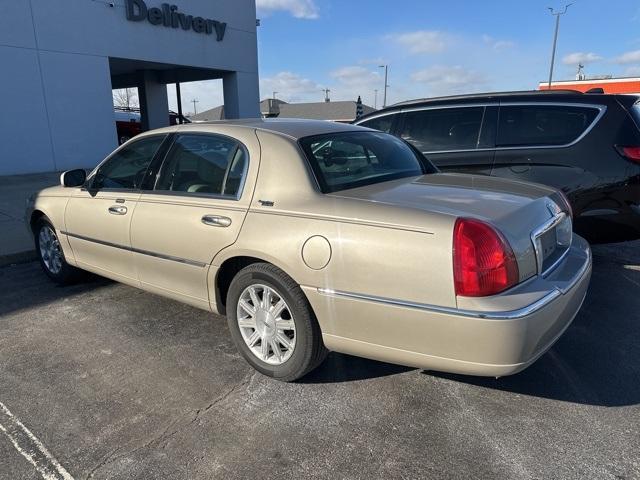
299 131 433 193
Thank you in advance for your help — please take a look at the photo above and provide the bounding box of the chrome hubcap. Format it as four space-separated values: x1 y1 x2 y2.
237 284 296 365
39 225 63 274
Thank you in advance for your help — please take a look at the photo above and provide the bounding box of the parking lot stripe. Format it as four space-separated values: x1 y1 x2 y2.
0 402 74 480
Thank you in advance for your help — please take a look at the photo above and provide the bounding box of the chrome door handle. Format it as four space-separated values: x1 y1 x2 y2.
202 215 232 227
108 205 128 215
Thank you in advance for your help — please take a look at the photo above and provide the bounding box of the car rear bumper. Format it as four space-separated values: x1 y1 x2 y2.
304 235 591 376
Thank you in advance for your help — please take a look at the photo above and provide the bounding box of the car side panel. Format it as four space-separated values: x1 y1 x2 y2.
211 209 457 337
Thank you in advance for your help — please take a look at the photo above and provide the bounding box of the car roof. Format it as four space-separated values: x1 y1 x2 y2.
175 118 369 140
356 90 639 122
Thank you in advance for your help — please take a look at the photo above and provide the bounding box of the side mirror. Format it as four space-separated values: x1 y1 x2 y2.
60 169 87 188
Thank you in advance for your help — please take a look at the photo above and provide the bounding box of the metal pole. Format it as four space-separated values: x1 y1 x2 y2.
374 89 378 109
548 14 560 88
384 66 388 108
175 83 183 124
379 65 389 108
547 4 572 89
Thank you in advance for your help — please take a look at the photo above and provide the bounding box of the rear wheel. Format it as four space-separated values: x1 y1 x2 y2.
35 218 84 284
226 263 327 381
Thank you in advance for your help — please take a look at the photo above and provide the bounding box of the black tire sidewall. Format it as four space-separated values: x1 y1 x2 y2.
227 266 316 381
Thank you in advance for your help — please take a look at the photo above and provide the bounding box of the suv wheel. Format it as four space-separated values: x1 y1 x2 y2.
226 263 328 381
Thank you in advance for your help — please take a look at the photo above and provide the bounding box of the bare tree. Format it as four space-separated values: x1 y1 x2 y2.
113 88 139 109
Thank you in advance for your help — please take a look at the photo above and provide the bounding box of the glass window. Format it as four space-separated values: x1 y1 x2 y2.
299 131 434 193
92 135 165 190
359 114 396 133
497 105 599 147
155 134 247 197
399 107 484 152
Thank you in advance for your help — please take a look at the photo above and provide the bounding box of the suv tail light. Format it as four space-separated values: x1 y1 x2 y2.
615 145 640 164
453 218 519 297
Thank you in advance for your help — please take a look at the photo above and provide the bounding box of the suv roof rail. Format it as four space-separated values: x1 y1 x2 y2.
388 89 585 108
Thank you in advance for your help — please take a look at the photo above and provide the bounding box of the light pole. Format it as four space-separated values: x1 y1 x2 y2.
547 4 572 88
379 65 389 108
272 91 278 99
374 89 378 109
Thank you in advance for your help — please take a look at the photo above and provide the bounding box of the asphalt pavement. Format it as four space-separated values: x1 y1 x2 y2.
0 241 638 479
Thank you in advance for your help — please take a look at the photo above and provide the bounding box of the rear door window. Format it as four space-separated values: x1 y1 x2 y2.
358 114 396 133
155 134 247 198
497 105 600 147
398 107 484 153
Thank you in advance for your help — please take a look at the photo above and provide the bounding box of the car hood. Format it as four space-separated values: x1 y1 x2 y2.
329 173 558 223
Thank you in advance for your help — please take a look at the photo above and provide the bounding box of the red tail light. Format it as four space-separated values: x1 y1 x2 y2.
453 218 519 297
615 145 640 163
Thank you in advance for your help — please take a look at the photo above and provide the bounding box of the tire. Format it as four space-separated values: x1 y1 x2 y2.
226 263 328 382
34 218 85 285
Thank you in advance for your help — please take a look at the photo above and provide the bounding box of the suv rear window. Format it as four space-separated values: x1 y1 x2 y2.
497 105 599 147
299 131 433 193
398 107 484 152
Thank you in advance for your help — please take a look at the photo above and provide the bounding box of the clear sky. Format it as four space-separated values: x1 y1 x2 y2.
168 0 640 114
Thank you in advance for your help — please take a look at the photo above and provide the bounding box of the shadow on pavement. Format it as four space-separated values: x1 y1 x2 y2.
0 262 112 317
428 254 640 407
301 352 415 383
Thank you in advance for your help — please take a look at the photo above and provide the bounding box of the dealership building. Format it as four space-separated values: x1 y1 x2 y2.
0 0 260 175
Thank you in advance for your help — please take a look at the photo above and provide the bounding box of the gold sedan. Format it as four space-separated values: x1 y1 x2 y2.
26 119 591 381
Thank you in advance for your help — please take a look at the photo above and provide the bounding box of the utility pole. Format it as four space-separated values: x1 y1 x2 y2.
379 65 389 108
547 4 572 88
374 89 378 109
322 88 331 102
191 99 199 115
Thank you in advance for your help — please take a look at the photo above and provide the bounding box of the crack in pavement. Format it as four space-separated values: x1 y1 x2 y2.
84 370 256 479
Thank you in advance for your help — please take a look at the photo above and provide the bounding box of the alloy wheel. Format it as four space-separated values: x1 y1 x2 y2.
39 225 63 275
236 284 296 365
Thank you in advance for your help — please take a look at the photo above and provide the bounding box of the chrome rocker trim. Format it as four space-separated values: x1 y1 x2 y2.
61 231 207 268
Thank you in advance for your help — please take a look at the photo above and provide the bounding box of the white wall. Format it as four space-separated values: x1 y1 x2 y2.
0 46 55 174
39 51 118 172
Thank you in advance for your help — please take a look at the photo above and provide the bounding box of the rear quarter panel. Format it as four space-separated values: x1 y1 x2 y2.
211 130 458 337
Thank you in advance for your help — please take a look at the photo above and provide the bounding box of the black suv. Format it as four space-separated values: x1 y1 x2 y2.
355 91 640 243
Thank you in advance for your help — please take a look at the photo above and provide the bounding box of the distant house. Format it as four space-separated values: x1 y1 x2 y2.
191 98 375 123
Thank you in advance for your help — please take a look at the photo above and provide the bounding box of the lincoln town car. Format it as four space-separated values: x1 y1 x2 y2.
26 119 592 381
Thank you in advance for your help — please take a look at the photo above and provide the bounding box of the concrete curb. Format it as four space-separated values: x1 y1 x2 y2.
0 250 37 268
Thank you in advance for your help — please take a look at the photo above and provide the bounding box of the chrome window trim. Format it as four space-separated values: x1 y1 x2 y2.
355 102 607 154
83 134 170 193
61 231 207 268
152 132 250 202
317 245 590 321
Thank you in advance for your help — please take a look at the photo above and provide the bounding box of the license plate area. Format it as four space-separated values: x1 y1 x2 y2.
531 207 572 276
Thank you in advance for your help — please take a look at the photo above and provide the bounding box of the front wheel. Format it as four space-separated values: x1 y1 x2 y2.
226 263 327 382
35 218 84 284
